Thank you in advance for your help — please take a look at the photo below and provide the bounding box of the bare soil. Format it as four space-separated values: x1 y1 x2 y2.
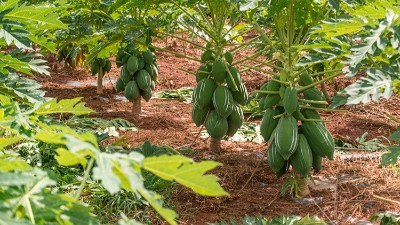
35 37 400 225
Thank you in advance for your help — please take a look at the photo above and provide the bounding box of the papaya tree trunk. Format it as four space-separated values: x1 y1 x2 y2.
97 67 104 95
210 138 221 152
131 98 141 115
295 172 310 197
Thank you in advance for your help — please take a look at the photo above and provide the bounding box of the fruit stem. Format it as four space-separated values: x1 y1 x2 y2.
153 46 202 62
178 67 196 76
232 50 263 66
302 118 331 123
255 90 280 95
242 64 280 77
297 73 342 93
244 56 285 71
158 31 208 51
299 105 347 112
272 112 286 120
298 98 328 105
271 78 290 86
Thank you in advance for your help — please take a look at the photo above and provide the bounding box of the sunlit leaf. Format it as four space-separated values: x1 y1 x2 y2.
0 136 22 149
35 98 95 115
0 159 32 171
143 155 229 196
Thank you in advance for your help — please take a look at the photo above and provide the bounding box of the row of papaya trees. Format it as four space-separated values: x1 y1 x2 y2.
1 0 399 224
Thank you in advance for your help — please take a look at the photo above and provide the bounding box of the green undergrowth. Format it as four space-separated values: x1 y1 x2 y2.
209 215 327 225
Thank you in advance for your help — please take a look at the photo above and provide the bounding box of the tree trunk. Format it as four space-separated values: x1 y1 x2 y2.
97 67 104 95
131 98 141 115
210 138 221 152
295 172 310 197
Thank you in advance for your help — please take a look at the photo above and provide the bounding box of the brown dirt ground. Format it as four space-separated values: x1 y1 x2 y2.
35 36 400 225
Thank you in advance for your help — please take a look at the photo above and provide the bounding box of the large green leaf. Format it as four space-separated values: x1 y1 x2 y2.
389 128 400 142
0 54 32 75
143 155 229 196
3 2 66 30
0 159 32 171
0 26 31 50
331 69 393 108
0 168 100 225
344 12 397 76
0 73 47 105
35 98 95 115
381 146 400 165
138 188 178 225
0 136 22 149
0 213 32 225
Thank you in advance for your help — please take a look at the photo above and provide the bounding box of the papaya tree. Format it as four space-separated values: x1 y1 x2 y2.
239 0 346 196
162 0 250 151
78 1 172 113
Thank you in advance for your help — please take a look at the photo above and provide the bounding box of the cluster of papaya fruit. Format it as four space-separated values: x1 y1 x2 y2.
115 43 158 102
192 50 248 140
259 72 335 177
90 58 112 75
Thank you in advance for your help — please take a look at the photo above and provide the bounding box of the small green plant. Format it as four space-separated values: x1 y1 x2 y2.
153 87 193 103
371 212 400 225
335 132 388 151
209 214 326 225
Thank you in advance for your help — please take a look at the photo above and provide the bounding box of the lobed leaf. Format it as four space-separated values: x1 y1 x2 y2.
143 155 229 197
35 98 95 115
381 146 400 165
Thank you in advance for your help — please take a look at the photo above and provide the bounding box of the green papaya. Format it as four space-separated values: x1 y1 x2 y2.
127 55 139 74
290 134 313 177
212 60 226 83
212 86 234 118
205 110 228 139
275 115 298 160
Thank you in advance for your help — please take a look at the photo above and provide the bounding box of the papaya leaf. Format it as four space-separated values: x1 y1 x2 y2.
294 215 327 225
0 54 32 75
0 136 22 149
0 73 46 105
0 168 99 225
92 153 124 194
239 0 258 11
0 213 33 225
143 155 229 197
0 26 31 50
55 148 89 167
4 3 66 30
28 58 49 76
34 98 95 115
381 146 400 165
138 188 178 225
35 125 99 148
389 128 400 142
0 159 32 171
344 12 396 77
330 69 392 108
